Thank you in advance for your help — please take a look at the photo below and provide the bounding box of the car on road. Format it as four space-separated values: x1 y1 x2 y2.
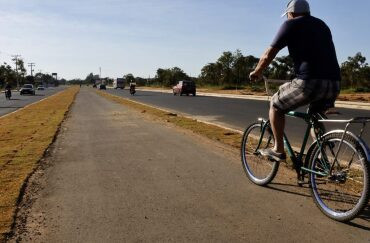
173 80 196 96
99 84 106 90
20 84 36 95
37 85 45 90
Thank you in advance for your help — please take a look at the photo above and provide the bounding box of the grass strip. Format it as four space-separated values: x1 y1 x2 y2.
97 91 297 168
0 87 79 240
96 90 243 148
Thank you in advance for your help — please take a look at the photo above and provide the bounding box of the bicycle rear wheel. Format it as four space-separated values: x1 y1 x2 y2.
309 132 370 221
241 122 279 186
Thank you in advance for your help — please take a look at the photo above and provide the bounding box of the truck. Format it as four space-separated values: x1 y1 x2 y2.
113 78 125 89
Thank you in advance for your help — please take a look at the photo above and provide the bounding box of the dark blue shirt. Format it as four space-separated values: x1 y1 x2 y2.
271 16 341 81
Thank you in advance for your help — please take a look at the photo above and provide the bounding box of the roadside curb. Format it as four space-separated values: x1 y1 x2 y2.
137 88 370 111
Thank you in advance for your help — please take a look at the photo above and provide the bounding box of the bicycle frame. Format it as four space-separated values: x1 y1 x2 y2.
257 110 329 180
257 113 370 182
258 77 370 181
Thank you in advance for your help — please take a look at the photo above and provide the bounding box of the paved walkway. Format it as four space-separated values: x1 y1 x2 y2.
12 88 370 242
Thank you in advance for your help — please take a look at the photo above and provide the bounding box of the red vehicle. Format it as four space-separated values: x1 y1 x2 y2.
172 80 196 96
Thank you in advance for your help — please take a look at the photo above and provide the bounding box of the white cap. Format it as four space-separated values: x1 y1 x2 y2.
282 0 310 17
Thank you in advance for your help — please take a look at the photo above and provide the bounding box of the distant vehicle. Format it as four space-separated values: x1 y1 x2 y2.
173 80 196 96
113 78 125 89
20 84 36 95
93 84 97 88
37 85 45 90
99 84 106 90
129 82 136 95
5 89 11 100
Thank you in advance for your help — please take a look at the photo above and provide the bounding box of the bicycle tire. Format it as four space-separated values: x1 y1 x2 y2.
309 132 370 222
241 122 279 186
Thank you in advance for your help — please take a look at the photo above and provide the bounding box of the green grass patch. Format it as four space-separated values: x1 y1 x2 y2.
0 87 79 241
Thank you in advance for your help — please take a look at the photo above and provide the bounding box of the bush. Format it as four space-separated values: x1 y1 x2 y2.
355 87 370 92
250 85 265 92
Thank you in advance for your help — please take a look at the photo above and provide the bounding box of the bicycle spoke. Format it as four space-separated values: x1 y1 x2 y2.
310 134 368 221
241 123 279 186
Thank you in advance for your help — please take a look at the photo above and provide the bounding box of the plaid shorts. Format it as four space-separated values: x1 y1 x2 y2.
271 78 340 113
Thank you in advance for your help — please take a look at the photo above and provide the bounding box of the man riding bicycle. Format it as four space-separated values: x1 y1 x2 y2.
249 0 341 162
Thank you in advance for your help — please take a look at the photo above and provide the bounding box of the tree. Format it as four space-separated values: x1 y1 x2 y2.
217 51 234 85
124 73 135 83
34 72 53 86
200 50 259 86
85 73 95 84
341 52 369 89
269 56 294 80
135 77 147 86
155 67 189 87
200 62 222 86
25 75 35 84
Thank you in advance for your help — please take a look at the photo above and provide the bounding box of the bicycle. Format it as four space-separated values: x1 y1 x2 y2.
241 77 370 222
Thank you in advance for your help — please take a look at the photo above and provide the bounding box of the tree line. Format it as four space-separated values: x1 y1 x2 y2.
79 50 369 92
0 57 62 88
151 50 370 91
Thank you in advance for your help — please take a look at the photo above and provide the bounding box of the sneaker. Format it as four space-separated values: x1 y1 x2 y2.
258 148 286 162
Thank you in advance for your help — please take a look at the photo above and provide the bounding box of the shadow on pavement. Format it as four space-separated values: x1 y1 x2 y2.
267 182 311 198
267 182 370 227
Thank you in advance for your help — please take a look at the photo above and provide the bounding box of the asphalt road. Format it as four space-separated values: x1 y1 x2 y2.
0 86 66 117
12 88 370 242
104 88 370 146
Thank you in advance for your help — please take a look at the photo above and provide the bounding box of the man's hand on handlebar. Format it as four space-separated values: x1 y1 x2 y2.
249 70 262 82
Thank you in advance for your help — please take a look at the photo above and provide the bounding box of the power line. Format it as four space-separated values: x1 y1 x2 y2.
28 62 35 76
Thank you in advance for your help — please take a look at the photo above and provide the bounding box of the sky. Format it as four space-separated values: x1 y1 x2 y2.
0 0 369 80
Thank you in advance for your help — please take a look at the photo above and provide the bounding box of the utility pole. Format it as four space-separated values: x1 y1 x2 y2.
28 62 35 76
11 54 21 89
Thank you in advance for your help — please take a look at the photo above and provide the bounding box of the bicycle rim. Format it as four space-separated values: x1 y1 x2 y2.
241 123 279 186
310 133 369 221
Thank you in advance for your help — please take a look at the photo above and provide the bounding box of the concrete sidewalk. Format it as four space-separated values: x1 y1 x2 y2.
13 88 370 242
136 87 370 110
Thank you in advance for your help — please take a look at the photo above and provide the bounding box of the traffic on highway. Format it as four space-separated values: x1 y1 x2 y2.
0 86 66 117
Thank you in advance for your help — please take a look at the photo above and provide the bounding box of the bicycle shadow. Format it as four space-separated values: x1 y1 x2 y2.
267 182 370 229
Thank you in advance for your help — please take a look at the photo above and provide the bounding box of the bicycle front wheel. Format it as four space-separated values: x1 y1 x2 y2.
241 122 279 186
309 132 370 221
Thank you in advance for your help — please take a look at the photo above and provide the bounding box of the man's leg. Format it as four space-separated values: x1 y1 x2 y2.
269 104 285 154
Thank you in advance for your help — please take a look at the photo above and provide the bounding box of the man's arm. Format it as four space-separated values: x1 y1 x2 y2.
249 46 279 81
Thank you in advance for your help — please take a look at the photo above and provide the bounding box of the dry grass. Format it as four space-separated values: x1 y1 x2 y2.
96 91 243 149
0 87 79 241
337 93 370 102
